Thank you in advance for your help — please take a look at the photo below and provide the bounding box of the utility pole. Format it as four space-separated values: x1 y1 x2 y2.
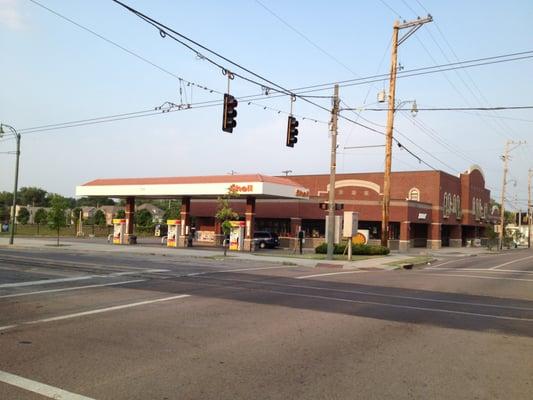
498 140 525 249
0 124 21 245
527 168 532 248
326 84 340 260
381 15 432 247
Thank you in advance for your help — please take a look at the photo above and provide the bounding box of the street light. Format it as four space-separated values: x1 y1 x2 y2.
396 99 418 117
0 123 21 245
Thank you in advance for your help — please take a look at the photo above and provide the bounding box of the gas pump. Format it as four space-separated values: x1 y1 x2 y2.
167 219 181 248
112 219 126 245
229 221 245 251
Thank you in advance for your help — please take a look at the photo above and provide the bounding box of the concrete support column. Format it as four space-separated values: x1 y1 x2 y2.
214 220 223 246
449 225 462 248
125 196 135 237
244 196 256 251
428 222 442 249
179 196 191 247
399 221 410 252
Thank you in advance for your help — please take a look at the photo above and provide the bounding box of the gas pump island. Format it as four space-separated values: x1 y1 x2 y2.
166 219 181 248
76 174 310 251
112 219 126 245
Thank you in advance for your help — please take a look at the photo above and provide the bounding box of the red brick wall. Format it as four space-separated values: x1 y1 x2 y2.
188 169 490 228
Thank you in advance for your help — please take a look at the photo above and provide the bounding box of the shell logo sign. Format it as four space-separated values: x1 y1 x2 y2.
351 229 369 245
229 184 253 193
295 189 309 198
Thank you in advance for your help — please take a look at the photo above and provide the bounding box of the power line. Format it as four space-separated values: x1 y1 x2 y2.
253 0 360 77
110 0 329 101
111 1 413 140
352 105 533 111
25 0 488 174
28 0 224 97
0 98 327 139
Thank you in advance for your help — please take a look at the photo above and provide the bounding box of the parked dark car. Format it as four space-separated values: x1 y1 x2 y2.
253 231 279 249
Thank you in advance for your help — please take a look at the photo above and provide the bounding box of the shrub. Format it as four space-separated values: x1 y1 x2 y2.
315 242 390 255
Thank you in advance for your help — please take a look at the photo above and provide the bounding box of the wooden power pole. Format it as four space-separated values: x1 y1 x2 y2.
527 168 533 249
498 140 525 249
326 84 340 260
381 15 432 247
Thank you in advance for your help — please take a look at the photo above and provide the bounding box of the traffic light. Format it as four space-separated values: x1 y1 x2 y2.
286 116 299 147
222 93 238 133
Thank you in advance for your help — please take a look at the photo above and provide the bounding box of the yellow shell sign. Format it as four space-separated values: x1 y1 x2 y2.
352 232 367 245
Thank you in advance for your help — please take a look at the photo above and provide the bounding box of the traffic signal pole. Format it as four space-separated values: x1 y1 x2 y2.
326 84 339 260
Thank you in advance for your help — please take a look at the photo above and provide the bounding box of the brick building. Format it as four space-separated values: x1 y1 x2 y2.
76 166 495 251
190 166 493 250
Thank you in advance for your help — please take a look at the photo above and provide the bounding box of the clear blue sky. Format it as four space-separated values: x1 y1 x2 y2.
1 0 532 210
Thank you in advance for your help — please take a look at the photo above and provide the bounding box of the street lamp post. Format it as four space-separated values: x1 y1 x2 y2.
0 123 21 245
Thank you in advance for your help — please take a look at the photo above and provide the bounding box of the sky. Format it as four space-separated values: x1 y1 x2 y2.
0 0 532 211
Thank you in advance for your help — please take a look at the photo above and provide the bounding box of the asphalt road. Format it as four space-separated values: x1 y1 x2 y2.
0 247 532 399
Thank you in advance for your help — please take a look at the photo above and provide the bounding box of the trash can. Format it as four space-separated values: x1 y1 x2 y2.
128 235 137 245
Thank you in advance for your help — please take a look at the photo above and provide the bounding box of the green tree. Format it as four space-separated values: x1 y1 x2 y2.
47 195 68 246
72 207 83 223
0 206 9 224
215 188 239 256
115 209 126 219
93 209 107 227
0 191 13 208
162 201 181 221
76 197 115 207
136 209 154 231
485 223 498 250
34 208 48 234
18 187 47 207
16 207 30 225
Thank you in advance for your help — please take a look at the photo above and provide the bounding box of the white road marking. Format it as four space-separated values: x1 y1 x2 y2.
424 267 533 275
220 265 299 273
0 279 146 299
414 272 533 283
104 268 169 276
25 294 190 325
0 370 95 400
266 289 533 322
194 276 533 311
183 265 298 278
488 255 533 270
0 253 154 270
0 325 17 331
0 276 94 288
193 278 533 322
0 294 190 332
430 252 509 269
296 271 365 279
0 269 168 289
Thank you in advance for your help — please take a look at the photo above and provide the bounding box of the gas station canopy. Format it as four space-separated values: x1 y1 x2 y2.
76 174 310 200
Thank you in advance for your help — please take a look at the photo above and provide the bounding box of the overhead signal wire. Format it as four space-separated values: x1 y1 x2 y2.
253 0 361 78
110 0 329 100
352 105 533 111
288 51 533 94
110 0 419 147
23 0 533 127
396 111 479 167
408 0 524 146
0 97 327 139
28 0 225 99
25 0 489 172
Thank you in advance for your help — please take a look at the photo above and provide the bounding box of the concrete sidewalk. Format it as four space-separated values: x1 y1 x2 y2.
0 236 501 270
